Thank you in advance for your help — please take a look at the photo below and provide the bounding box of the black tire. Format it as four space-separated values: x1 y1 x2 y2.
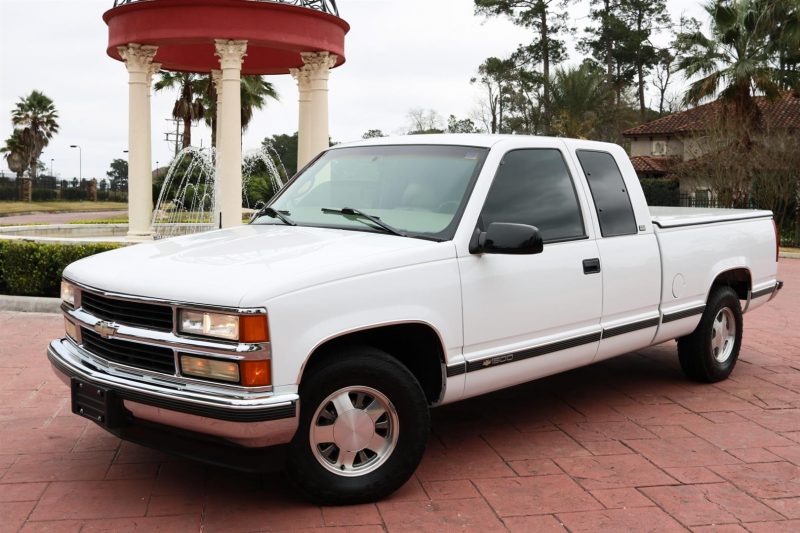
286 346 430 505
677 286 743 382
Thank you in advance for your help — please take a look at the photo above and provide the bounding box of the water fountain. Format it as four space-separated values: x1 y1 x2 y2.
0 144 286 244
150 144 286 239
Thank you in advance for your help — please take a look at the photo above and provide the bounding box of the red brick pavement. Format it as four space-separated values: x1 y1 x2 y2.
1 260 798 532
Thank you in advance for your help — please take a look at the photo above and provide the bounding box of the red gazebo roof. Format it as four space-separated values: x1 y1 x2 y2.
104 0 349 74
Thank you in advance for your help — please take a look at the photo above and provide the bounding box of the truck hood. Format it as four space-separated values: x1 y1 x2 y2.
64 225 455 308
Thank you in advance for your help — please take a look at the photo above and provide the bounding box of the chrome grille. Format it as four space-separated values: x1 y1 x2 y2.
81 328 176 374
81 291 173 331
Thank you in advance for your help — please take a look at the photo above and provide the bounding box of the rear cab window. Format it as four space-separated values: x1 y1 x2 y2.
575 150 637 237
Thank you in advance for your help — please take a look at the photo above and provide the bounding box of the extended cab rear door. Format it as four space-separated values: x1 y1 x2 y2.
455 138 603 399
566 141 662 361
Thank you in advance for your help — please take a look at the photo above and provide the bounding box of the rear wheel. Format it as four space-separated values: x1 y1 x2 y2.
677 286 743 382
286 346 430 504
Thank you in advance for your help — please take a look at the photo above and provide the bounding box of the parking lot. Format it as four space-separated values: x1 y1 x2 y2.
1 259 798 532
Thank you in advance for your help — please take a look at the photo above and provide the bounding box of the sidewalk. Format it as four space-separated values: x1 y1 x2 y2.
0 210 126 225
1 260 798 532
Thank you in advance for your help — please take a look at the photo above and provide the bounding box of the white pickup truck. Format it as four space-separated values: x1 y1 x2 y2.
50 135 782 504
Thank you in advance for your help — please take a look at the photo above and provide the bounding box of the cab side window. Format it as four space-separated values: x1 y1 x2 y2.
576 150 638 237
480 149 585 243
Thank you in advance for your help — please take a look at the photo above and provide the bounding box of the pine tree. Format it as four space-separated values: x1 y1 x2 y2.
475 1 574 132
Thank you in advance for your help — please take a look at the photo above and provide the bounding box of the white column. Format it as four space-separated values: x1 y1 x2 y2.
289 66 312 168
119 43 158 241
300 52 337 167
211 69 224 228
214 39 247 228
146 61 161 206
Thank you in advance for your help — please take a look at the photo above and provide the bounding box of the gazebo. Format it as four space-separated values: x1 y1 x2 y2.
103 0 349 239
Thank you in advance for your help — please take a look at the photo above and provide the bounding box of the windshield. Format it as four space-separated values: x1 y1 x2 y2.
252 144 489 240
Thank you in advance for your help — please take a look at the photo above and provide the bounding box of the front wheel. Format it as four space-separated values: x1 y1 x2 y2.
677 286 743 382
286 347 430 504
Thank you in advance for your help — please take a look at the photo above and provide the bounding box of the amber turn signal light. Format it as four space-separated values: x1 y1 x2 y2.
239 315 269 343
240 360 271 387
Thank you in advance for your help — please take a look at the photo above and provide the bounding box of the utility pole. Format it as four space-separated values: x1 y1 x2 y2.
164 118 181 157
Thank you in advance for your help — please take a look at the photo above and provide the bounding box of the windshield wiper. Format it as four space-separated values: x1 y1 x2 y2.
255 206 296 226
321 207 407 237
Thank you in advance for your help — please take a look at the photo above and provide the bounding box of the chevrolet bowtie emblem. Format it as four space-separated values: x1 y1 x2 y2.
94 321 119 339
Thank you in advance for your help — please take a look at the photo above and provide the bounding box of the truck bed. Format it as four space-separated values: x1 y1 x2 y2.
649 206 773 228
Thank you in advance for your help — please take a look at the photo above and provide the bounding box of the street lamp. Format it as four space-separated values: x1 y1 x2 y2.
50 158 54 176
69 145 82 181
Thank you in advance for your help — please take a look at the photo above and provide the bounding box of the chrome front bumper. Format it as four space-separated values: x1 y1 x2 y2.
48 338 299 448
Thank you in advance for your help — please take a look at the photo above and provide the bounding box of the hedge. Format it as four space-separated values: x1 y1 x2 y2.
0 240 121 297
640 178 680 206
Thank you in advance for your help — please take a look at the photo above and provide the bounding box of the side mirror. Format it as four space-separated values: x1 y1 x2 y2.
469 222 544 255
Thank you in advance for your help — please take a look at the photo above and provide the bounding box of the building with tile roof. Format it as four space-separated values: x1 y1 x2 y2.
623 91 800 184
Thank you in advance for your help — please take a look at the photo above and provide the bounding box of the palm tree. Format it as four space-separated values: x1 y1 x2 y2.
154 72 205 149
763 0 800 91
11 90 59 179
549 62 610 138
202 75 279 147
675 1 781 136
1 129 31 179
240 76 279 132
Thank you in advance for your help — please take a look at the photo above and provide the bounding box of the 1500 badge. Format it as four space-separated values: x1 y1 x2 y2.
482 353 515 367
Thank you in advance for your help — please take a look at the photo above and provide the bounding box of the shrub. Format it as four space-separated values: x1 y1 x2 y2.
0 241 121 297
60 188 90 201
640 178 680 206
32 188 59 201
0 185 17 201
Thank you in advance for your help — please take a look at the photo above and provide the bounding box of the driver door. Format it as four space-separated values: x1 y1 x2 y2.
457 147 603 399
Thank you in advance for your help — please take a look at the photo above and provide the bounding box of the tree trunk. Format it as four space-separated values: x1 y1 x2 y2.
498 90 504 134
19 177 32 203
490 90 499 134
636 10 646 122
604 0 613 86
637 62 646 121
541 6 550 135
182 117 191 149
180 77 193 149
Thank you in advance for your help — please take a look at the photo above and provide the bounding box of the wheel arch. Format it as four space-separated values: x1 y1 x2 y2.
708 267 752 302
297 321 448 405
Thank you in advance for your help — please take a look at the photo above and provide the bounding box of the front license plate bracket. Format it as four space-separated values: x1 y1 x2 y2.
71 378 126 429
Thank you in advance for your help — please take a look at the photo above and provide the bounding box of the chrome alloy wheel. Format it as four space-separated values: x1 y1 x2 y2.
711 307 736 363
310 386 399 477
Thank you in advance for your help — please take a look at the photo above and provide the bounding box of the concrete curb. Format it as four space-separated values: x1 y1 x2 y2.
780 251 800 259
0 295 61 314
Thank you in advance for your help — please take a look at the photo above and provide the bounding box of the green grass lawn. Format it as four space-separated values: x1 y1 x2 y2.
0 201 128 216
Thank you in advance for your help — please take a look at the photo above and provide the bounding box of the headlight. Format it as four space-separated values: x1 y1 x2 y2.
61 281 76 306
178 310 269 342
179 310 239 340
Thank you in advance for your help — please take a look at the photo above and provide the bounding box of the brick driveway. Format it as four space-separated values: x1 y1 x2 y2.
1 261 799 532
